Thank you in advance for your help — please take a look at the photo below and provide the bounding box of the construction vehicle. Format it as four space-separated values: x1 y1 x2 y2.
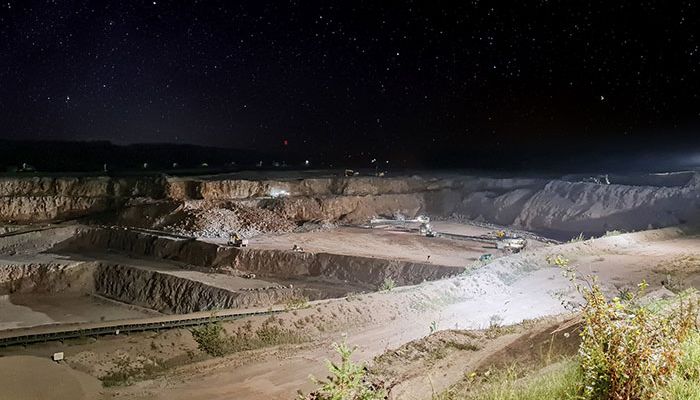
496 236 527 253
369 214 435 237
227 233 248 247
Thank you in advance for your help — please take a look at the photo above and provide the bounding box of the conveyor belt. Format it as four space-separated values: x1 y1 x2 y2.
0 308 283 347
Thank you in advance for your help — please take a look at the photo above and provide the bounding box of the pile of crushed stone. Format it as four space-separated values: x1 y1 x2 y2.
159 201 296 238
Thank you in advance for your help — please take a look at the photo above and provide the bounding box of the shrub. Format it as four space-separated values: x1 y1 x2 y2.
191 322 229 357
300 342 387 400
574 277 698 400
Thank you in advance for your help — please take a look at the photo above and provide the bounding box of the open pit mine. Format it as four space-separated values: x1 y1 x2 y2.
0 170 699 400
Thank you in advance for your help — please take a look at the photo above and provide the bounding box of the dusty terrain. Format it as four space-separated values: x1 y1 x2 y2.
0 170 698 399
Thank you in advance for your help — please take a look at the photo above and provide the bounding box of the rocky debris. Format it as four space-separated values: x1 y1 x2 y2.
158 201 295 238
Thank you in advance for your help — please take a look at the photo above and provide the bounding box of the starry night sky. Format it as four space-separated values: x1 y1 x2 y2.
0 1 698 165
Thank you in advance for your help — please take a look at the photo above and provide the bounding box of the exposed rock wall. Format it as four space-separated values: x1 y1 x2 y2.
2 172 699 238
57 228 227 268
0 176 165 222
94 263 297 313
0 260 95 295
230 249 462 286
57 228 463 286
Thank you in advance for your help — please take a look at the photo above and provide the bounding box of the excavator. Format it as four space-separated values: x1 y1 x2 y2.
494 230 527 252
227 232 248 247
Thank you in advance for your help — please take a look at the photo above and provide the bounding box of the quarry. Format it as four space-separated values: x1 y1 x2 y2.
0 170 699 400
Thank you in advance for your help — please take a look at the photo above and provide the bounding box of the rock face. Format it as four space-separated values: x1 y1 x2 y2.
1 172 699 238
0 176 165 222
57 227 464 286
93 263 298 314
0 260 95 295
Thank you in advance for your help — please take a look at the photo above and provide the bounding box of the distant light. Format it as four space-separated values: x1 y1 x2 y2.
283 139 288 146
304 160 310 166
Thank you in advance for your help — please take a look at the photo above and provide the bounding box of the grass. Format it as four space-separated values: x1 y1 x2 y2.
568 233 587 243
661 331 700 400
603 230 624 237
440 361 581 400
100 356 168 387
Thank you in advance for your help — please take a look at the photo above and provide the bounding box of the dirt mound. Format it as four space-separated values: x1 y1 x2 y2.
158 201 296 238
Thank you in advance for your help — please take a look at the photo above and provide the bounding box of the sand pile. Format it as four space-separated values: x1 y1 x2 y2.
159 201 296 238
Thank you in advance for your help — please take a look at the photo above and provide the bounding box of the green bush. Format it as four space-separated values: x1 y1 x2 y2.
575 277 698 400
300 342 387 400
191 322 229 357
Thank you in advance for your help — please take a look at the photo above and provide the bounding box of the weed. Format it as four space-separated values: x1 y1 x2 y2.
379 277 396 292
100 356 167 387
546 254 570 267
285 295 310 311
485 314 515 339
603 230 624 237
429 321 438 334
569 232 587 243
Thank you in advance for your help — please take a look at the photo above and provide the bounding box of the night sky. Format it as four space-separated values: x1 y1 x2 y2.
1 1 699 165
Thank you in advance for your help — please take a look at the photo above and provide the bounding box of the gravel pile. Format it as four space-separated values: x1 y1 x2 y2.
161 202 296 238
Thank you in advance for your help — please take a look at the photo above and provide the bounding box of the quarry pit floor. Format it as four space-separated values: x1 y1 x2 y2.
0 221 528 332
0 223 699 400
